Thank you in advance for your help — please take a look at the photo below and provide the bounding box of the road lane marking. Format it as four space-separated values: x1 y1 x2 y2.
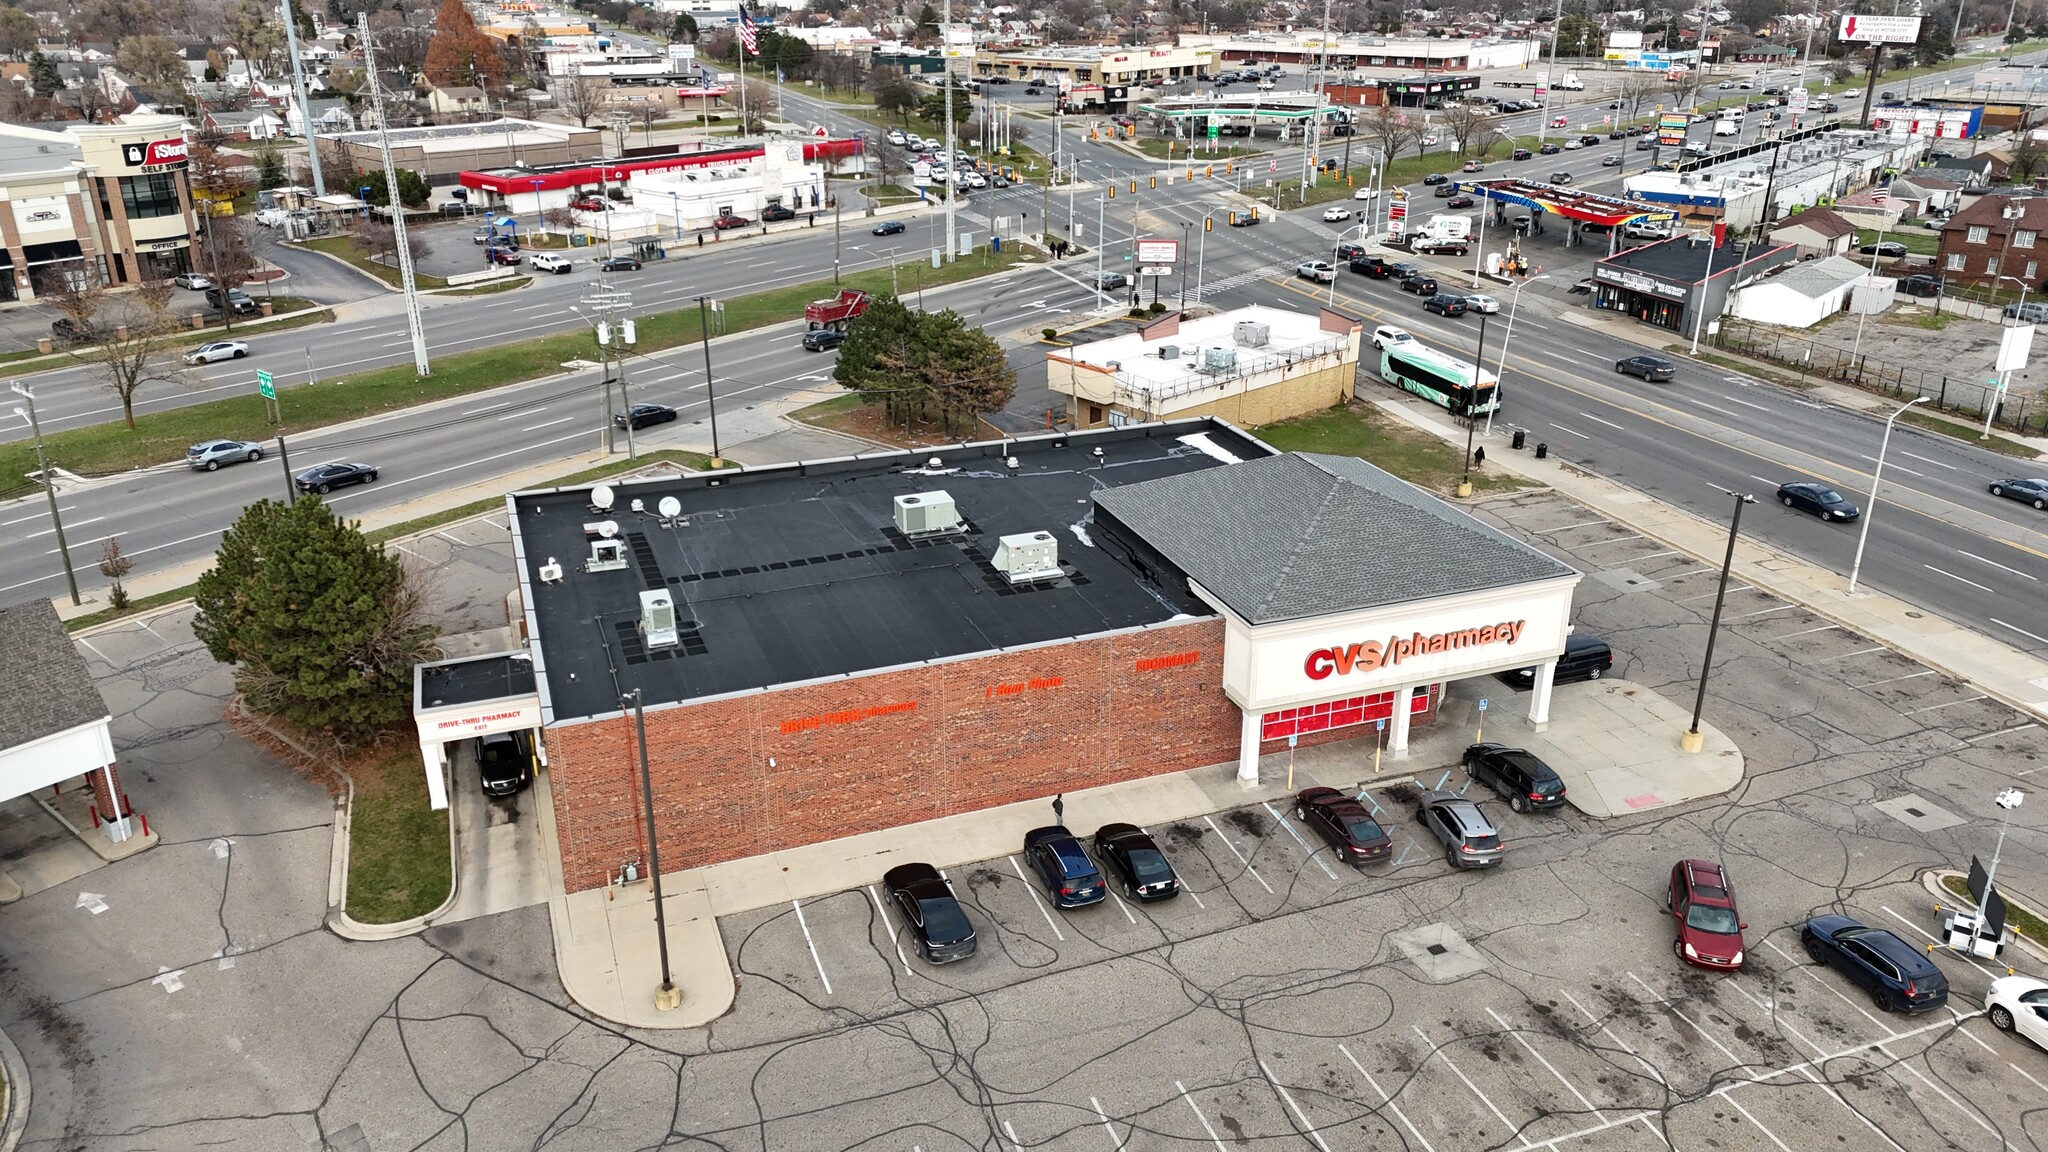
1719 394 1771 411
1923 564 1994 593
461 401 512 415
1006 855 1066 941
521 417 574 432
1814 644 1889 662
1860 452 1925 477
1733 604 1798 618
1779 623 1841 637
1958 549 2037 580
1579 412 1624 430
1902 451 1958 470
1992 618 2048 646
790 899 832 995
1551 422 1590 437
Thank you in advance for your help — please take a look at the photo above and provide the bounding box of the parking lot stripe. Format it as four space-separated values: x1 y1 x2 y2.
1880 906 1998 978
863 884 911 974
1777 623 1840 638
1262 801 1340 880
2008 1060 2048 1096
790 900 832 995
1001 1119 1023 1151
1814 644 1890 662
1201 815 1275 894
1720 1094 1797 1152
1007 856 1067 941
1338 1044 1436 1152
1850 670 1939 689
1411 1025 1534 1149
1088 1096 1124 1149
1900 694 1988 716
1107 890 1137 925
1257 1060 1333 1152
1175 1080 1230 1152
1484 1006 1608 1124
1973 721 2041 743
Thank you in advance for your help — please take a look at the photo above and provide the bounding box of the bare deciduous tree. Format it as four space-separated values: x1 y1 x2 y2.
1360 102 1422 161
550 68 606 127
1615 72 1665 124
93 278 182 429
1438 104 1496 156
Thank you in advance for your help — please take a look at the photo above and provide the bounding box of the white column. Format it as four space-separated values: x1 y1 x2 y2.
1236 709 1263 786
420 739 450 811
1388 689 1414 758
1529 659 1559 729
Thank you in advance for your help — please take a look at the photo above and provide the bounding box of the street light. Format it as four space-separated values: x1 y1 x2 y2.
1847 395 1929 593
10 384 79 605
1682 490 1756 753
1487 272 1548 438
1457 311 1492 498
531 178 545 224
622 689 680 1012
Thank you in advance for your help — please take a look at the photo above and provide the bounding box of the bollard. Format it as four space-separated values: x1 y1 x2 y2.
1534 442 1549 459
139 811 148 837
90 804 99 827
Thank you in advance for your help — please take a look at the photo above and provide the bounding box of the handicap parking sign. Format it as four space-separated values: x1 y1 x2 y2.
1478 698 1489 712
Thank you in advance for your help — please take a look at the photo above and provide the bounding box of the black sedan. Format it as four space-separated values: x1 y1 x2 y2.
1445 195 1476 208
294 461 378 494
882 862 976 963
615 403 679 430
1293 787 1391 866
1802 915 1948 1013
598 256 642 271
1092 823 1179 901
802 329 847 352
872 220 907 236
1989 477 2048 510
1615 354 1676 381
1858 240 1909 258
1548 171 1574 185
1422 173 1451 185
1777 481 1860 522
1463 742 1568 812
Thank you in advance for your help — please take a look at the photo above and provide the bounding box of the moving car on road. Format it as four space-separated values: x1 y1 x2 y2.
1668 859 1745 970
882 862 976 963
801 328 846 351
615 403 679 430
598 256 642 271
1989 477 2048 509
1423 292 1467 316
1371 324 1413 350
294 461 378 494
1091 823 1179 900
1615 354 1676 381
1498 633 1613 687
527 253 573 274
1802 915 1949 1013
1322 206 1352 222
1462 743 1567 812
173 272 213 290
1296 260 1337 283
872 220 906 235
1398 272 1439 294
1023 826 1107 908
183 340 249 365
1464 294 1500 314
1294 787 1392 866
186 439 264 471
1777 481 1861 522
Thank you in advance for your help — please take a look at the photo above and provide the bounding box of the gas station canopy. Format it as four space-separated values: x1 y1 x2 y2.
1457 179 1678 229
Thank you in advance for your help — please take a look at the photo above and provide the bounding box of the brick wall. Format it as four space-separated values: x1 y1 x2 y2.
1168 360 1355 428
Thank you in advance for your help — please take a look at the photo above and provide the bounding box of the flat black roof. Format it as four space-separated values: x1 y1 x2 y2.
415 652 537 712
512 421 1272 723
1596 238 1792 286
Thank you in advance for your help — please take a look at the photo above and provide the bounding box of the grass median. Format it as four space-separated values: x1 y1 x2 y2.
0 249 1034 499
345 747 452 924
1256 399 1528 496
304 235 453 289
1940 871 2047 947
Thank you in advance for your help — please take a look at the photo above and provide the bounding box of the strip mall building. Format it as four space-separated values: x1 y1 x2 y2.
418 419 1583 892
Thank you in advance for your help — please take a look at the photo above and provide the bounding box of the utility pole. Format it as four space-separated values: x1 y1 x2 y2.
696 296 723 464
10 384 79 605
1539 0 1564 143
943 0 957 263
581 274 636 457
279 0 324 194
624 689 680 1013
833 197 843 284
359 14 430 377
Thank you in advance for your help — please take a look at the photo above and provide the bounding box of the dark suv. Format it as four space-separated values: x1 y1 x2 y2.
1423 292 1468 316
1023 826 1106 907
1398 272 1439 295
883 863 977 963
1803 915 1949 1013
1414 790 1504 868
475 731 533 797
50 317 97 345
205 287 258 315
1463 742 1567 812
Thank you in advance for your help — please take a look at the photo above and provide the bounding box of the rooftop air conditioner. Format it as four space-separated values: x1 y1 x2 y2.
1201 346 1239 372
587 538 628 572
1233 321 1270 347
991 531 1062 584
894 490 963 536
640 588 678 648
1159 344 1179 358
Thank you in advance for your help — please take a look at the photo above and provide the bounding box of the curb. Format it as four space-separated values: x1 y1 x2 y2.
0 1020 29 1152
1920 868 2048 968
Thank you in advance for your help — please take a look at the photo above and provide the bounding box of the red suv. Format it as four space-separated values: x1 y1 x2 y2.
1668 859 1746 970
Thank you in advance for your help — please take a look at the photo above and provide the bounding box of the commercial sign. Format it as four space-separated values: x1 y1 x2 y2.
1595 264 1689 300
11 196 73 237
1135 238 1180 264
1838 13 1923 43
1657 112 1690 146
122 137 189 169
1789 87 1810 116
427 701 541 736
1304 620 1528 681
1534 68 1549 98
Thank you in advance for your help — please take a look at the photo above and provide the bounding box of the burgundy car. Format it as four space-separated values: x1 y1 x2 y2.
1294 787 1392 866
712 214 751 230
1669 859 1746 970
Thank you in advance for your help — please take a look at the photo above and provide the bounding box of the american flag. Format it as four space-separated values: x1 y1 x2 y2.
1870 185 1889 206
738 4 759 56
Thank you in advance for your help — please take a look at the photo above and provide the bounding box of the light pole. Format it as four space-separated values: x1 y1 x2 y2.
1458 311 1491 497
1179 220 1192 309
1848 395 1929 594
1848 218 1900 365
1093 193 1107 310
1984 273 2031 439
623 689 680 1012
1683 490 1756 753
694 295 722 465
1688 228 1723 356
1487 272 1548 437
530 178 544 223
1981 787 2026 918
11 384 79 605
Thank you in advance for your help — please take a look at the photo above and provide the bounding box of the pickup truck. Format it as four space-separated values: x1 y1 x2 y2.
528 253 573 274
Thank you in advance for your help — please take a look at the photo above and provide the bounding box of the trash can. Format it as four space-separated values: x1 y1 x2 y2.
1511 429 1526 450
1534 442 1549 459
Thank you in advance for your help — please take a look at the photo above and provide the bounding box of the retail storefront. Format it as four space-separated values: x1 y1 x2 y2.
0 114 199 302
1591 235 1795 334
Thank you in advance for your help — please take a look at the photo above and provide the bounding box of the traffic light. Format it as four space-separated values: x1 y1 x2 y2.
1107 184 1115 197
1204 217 1213 231
1149 175 1157 189
1205 165 1213 178
1128 180 1137 194
1185 168 1194 181
1225 161 1234 174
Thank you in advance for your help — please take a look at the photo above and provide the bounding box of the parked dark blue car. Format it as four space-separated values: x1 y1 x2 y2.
1023 826 1106 908
1802 915 1948 1013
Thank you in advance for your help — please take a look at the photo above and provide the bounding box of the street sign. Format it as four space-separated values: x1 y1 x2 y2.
1838 13 1922 42
1137 265 1174 276
255 369 274 399
1478 698 1489 712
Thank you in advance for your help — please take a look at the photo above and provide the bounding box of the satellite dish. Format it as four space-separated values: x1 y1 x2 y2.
598 520 619 538
591 484 615 511
658 496 682 518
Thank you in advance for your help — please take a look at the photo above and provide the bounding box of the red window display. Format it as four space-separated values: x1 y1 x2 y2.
1261 687 1430 741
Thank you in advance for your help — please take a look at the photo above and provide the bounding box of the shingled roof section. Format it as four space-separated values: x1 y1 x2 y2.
0 600 109 751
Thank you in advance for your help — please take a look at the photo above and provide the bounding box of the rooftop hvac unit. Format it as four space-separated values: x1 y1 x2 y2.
587 537 628 572
991 531 1062 584
1233 321 1271 347
1201 345 1239 372
640 588 679 649
1159 344 1179 358
893 490 963 536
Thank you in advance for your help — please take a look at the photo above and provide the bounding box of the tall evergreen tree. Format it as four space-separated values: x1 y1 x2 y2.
28 49 61 97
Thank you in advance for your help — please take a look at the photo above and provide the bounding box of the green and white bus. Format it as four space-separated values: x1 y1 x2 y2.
1379 340 1501 416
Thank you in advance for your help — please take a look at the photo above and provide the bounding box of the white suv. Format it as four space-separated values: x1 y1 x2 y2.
1371 324 1413 350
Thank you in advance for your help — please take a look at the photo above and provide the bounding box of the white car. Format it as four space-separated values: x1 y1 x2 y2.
1421 133 1441 146
1353 186 1380 200
1563 139 1584 150
1371 324 1413 350
886 129 908 145
1989 975 2048 1048
183 340 249 365
1464 294 1500 314
1323 206 1352 222
966 171 988 188
1840 87 1861 97
173 272 212 290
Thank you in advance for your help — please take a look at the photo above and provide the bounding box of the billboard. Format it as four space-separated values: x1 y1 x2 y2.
1135 238 1181 264
1838 13 1922 42
1608 30 1645 50
1658 112 1690 146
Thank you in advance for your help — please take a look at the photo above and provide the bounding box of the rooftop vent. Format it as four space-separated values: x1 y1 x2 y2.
1200 346 1239 372
587 537 628 572
893 490 963 536
991 531 1062 584
640 588 678 648
1159 344 1179 358
1234 321 1270 347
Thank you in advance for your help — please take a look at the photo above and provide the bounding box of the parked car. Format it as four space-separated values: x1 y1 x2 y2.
1777 481 1860 522
1801 915 1949 1013
882 862 977 963
49 317 96 345
294 461 378 494
711 214 751 231
1322 206 1353 222
1296 260 1337 283
485 246 521 266
1499 632 1613 688
2006 301 2048 322
1398 273 1439 295
1859 240 1909 258
1023 825 1107 908
527 253 573 274
186 439 264 471
205 287 258 315
1988 477 2048 509
873 220 907 236
761 204 797 222
801 328 847 352
615 403 679 430
1371 324 1413 350
173 272 213 290
1413 237 1468 255
182 340 249 365
1900 274 1944 297
1091 823 1179 901
1423 292 1468 316
1414 790 1504 868
1294 787 1392 866
1987 975 2048 1046
475 730 533 797
1615 354 1676 381
1668 858 1745 970
1464 294 1500 314
1463 742 1567 812
598 256 642 272
569 197 609 212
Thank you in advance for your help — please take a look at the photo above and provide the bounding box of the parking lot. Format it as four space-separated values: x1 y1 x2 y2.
687 488 2048 1150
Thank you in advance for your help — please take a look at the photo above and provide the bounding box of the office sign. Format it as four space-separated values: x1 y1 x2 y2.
1838 13 1922 43
1135 238 1180 264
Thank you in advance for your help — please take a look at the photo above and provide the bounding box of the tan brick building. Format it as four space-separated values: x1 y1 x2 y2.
0 114 200 303
1936 193 2048 290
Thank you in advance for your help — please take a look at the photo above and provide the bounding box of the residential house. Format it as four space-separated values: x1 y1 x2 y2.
1828 186 1903 232
286 96 355 136
426 84 489 120
1727 41 1795 63
202 107 285 140
1936 193 2048 288
1887 173 1962 218
1968 147 2015 183
1768 205 1858 258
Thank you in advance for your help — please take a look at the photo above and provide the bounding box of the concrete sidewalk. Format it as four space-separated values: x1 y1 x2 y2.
546 677 1740 1029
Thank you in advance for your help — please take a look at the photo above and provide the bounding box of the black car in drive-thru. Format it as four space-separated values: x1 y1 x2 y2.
475 730 533 796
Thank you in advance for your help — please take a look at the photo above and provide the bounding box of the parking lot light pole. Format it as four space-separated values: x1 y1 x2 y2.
623 689 680 1012
1457 311 1491 498
1683 490 1755 753
1848 395 1929 594
1487 272 1547 438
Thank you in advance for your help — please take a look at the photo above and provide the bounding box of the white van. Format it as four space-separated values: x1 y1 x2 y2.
1712 118 1740 136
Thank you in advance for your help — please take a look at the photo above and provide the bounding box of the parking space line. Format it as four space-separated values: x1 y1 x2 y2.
1201 815 1275 894
1814 645 1889 662
1257 1060 1333 1152
1411 1025 1533 1149
1007 856 1066 941
1880 906 1999 978
1850 670 1939 689
1485 1007 1607 1124
1779 623 1841 637
1901 694 1988 715
1338 1044 1436 1152
864 884 912 974
1262 801 1340 880
2008 1059 2048 1096
1733 604 1798 619
1558 988 1672 1148
790 900 832 995
1721 1094 1796 1152
1001 1120 1023 1151
1175 1081 1230 1152
1107 890 1138 925
1974 721 2041 743
1088 1096 1124 1149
